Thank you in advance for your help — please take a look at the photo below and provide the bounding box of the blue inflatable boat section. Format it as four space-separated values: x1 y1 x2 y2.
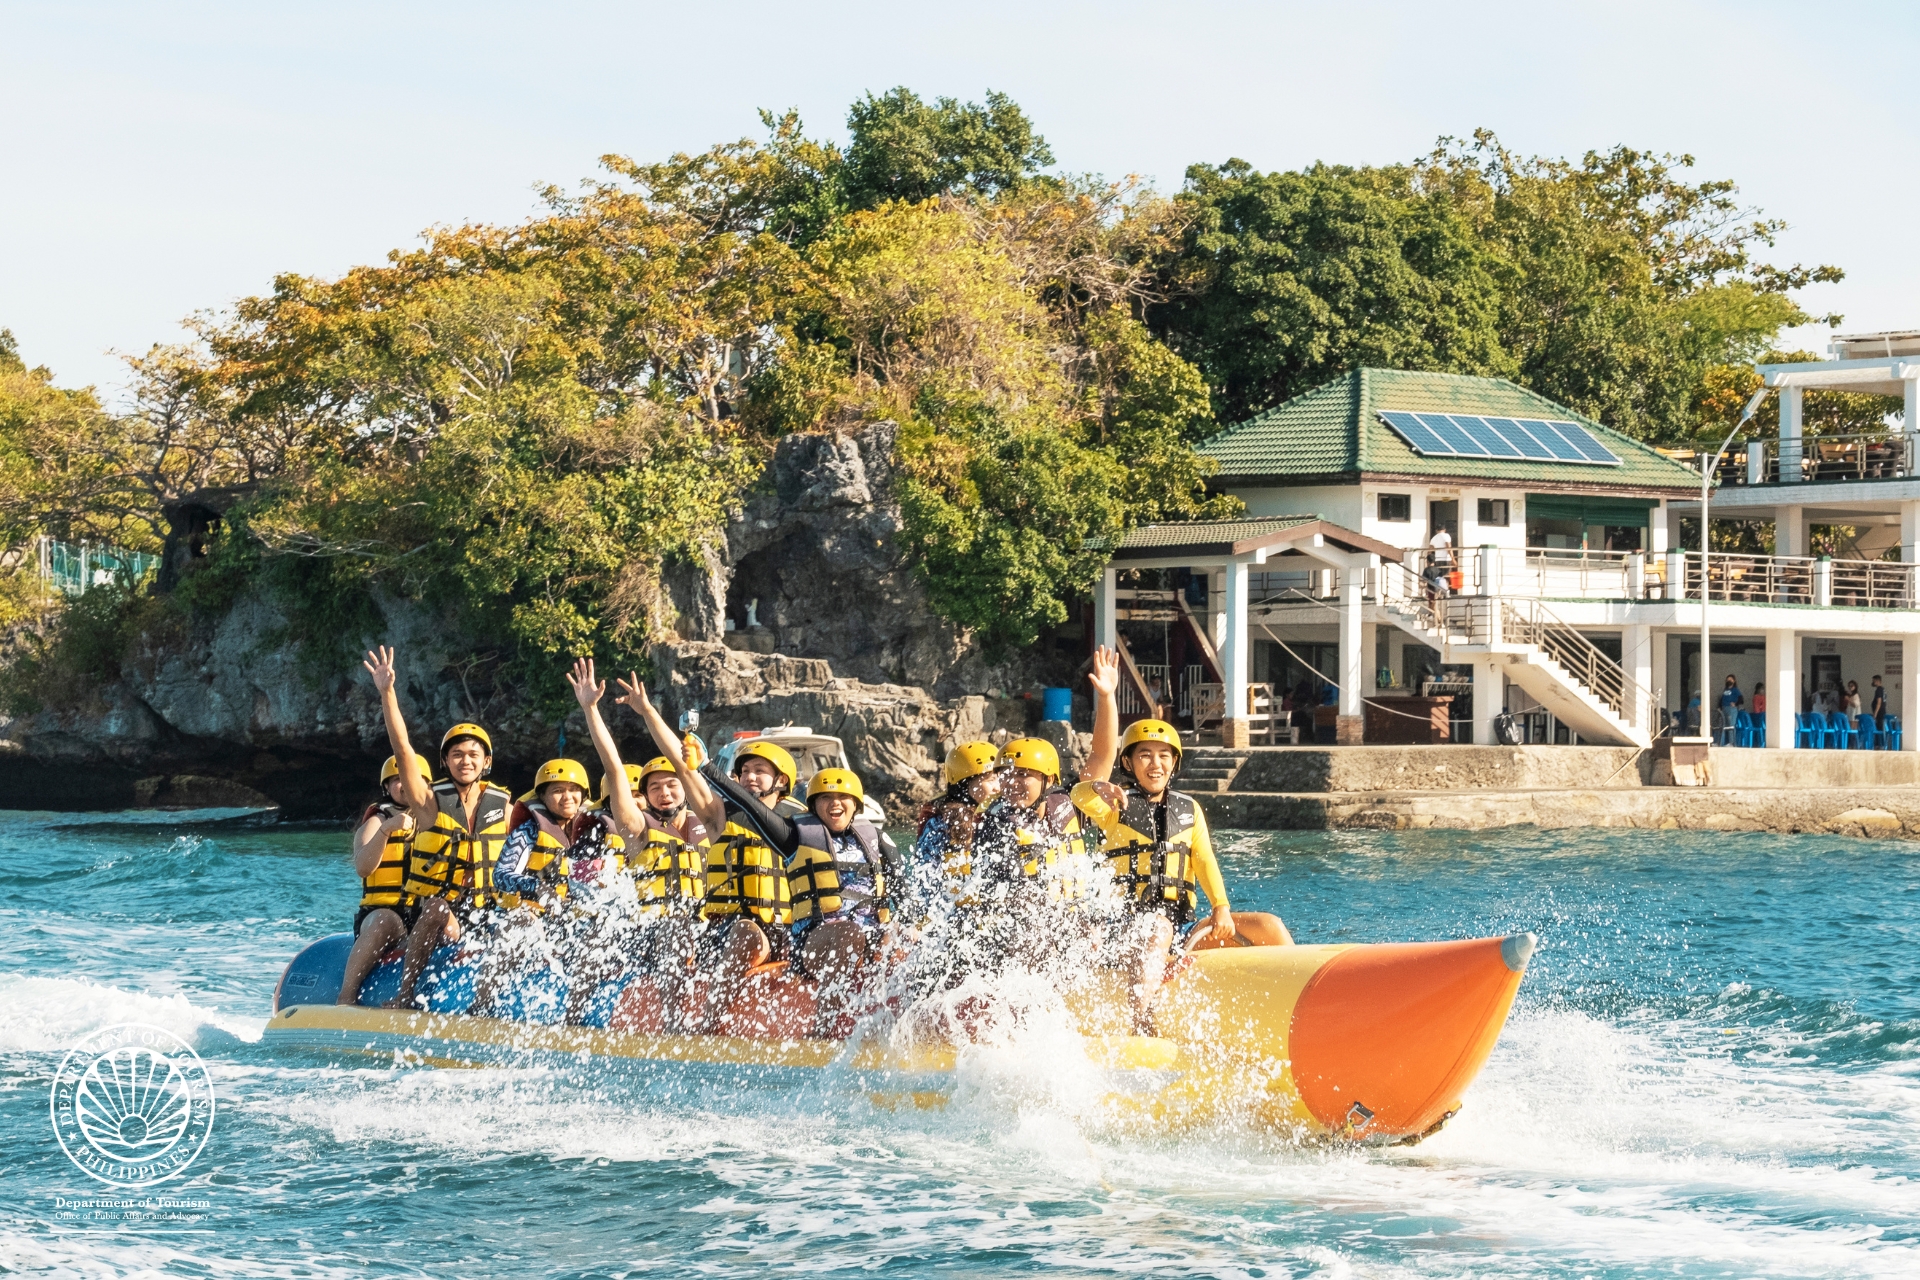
273 933 631 1024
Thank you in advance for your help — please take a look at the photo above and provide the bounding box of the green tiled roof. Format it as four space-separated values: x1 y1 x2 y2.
1198 368 1701 492
1115 515 1316 550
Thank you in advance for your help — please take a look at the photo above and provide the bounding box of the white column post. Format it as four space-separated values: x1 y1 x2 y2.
1624 624 1654 733
1903 637 1920 752
1471 657 1500 746
1777 504 1805 559
1652 630 1670 729
1220 559 1251 749
1337 568 1364 744
1780 385 1803 483
1766 628 1796 749
1813 558 1834 607
1478 544 1499 597
1095 565 1117 651
1651 501 1670 556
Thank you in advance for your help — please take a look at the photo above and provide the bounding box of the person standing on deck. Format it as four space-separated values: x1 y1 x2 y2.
362 646 513 1011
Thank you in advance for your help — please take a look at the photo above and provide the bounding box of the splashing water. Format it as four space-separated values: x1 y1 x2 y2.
1 813 1917 1277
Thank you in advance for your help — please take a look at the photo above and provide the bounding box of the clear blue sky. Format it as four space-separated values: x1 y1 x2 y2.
2 1 1911 398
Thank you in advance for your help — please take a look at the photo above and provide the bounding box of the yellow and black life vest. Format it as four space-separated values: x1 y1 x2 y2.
358 802 415 911
789 816 890 925
704 813 792 928
499 802 624 913
625 809 708 915
1097 788 1201 924
1007 791 1089 902
402 780 512 909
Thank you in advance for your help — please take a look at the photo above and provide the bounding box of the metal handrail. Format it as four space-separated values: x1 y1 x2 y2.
1500 598 1654 730
1725 431 1915 485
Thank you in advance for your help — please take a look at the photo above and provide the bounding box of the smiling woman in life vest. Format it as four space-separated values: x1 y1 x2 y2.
337 753 433 1006
686 736 802 1028
362 645 514 1011
1072 649 1291 1035
910 741 1003 918
788 767 900 1027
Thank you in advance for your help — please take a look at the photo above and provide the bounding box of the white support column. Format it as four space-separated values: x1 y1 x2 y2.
1470 657 1500 746
1766 628 1796 748
1337 570 1364 744
1651 630 1670 728
1904 638 1920 752
1906 374 1918 443
1780 385 1804 483
1651 501 1670 556
1095 565 1117 651
1623 624 1653 733
1220 559 1251 749
1902 502 1920 564
1777 504 1805 559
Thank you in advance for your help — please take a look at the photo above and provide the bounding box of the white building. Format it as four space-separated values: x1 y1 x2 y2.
1091 365 1920 751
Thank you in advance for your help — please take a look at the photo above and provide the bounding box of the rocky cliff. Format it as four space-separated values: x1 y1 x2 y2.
0 425 1083 820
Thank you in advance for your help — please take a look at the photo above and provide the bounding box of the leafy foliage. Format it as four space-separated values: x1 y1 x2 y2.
1154 130 1843 444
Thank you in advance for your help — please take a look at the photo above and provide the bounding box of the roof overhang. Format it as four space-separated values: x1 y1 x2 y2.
1108 518 1401 565
1758 356 1920 398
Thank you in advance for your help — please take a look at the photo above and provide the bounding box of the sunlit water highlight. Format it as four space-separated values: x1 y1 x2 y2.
2 812 1916 1277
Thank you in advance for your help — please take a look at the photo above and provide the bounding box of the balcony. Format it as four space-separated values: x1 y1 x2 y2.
1680 432 1917 488
1232 546 1918 610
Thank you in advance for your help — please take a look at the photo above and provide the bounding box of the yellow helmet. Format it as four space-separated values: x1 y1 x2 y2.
733 739 797 794
532 758 590 795
635 756 680 792
440 722 493 754
999 737 1061 782
380 754 433 786
944 740 1001 786
806 767 865 804
1120 718 1183 766
595 762 647 803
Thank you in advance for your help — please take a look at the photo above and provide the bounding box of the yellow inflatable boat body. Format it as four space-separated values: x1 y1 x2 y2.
265 932 1534 1144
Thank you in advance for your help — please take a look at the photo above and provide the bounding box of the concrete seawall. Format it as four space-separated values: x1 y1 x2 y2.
1194 746 1920 838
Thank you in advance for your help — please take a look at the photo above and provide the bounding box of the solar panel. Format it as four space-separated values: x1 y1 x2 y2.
1377 411 1621 466
1378 411 1455 456
1447 414 1525 459
1481 417 1558 460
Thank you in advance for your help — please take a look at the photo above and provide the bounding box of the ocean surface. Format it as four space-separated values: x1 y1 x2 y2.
2 810 1916 1278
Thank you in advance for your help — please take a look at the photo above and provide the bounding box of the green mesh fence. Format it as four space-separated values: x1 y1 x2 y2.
37 538 160 595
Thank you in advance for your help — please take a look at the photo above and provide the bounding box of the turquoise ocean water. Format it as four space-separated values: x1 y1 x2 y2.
2 812 1917 1277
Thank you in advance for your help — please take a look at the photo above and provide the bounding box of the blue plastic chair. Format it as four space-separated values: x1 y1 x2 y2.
1825 712 1857 749
1745 712 1767 747
1732 710 1751 747
1856 716 1880 750
1794 712 1824 749
1888 715 1904 751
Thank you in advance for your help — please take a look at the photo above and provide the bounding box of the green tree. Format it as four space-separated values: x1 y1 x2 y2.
1153 161 1512 425
842 88 1054 210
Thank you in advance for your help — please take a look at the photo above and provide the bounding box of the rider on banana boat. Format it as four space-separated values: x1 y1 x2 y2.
1073 671 1290 1034
909 741 1003 917
686 738 804 1026
363 645 514 1011
599 670 713 1026
786 768 900 1024
337 754 431 1006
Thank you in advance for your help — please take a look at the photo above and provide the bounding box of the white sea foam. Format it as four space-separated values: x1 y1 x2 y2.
0 974 263 1051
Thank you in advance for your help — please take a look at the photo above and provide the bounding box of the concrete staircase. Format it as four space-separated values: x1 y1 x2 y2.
1181 748 1252 793
1378 589 1651 749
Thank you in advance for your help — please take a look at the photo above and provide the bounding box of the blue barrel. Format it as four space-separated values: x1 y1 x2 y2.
1041 687 1073 722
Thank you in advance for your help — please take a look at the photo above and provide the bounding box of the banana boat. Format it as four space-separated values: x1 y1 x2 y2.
264 930 1536 1144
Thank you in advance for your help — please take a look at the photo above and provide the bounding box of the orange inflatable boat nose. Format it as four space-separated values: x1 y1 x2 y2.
1288 933 1534 1140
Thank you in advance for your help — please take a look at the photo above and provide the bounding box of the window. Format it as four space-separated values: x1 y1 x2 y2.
1477 498 1510 527
1377 493 1411 522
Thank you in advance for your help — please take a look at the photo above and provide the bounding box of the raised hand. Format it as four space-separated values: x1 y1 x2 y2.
362 646 397 694
1088 645 1120 697
567 657 605 709
613 671 653 715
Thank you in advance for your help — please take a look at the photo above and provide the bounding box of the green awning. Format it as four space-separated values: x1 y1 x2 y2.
1524 494 1657 526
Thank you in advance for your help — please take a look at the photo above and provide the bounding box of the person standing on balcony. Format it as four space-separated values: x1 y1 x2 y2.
1871 675 1888 727
1753 682 1767 717
1844 680 1863 718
